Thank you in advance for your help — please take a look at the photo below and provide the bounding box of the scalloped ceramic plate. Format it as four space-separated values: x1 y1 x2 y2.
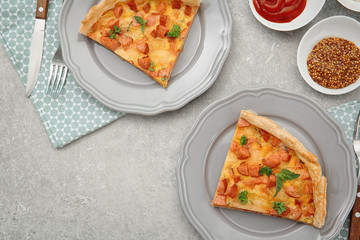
177 88 357 240
337 0 360 12
58 0 232 115
297 16 360 95
248 0 325 31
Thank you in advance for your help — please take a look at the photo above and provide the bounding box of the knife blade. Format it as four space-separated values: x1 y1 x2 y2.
349 111 360 240
25 0 49 97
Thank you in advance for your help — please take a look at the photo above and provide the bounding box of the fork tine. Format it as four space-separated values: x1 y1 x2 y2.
353 111 360 142
50 65 59 96
53 66 64 95
46 64 55 94
56 67 68 97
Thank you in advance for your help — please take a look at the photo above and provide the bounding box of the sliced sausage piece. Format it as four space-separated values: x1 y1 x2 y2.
150 30 157 38
267 174 276 187
254 175 269 185
212 194 226 206
160 14 169 26
136 42 149 54
284 184 301 198
233 175 241 183
271 136 282 147
230 141 251 160
184 5 192 16
157 67 170 78
237 163 249 176
303 205 315 217
100 36 121 51
260 129 270 141
262 153 281 168
216 178 228 194
225 184 238 198
237 117 251 128
146 14 159 26
138 56 151 70
157 1 167 14
242 178 255 188
119 36 133 50
143 2 151 13
248 164 260 177
235 147 251 160
128 0 137 12
278 148 291 162
156 24 168 38
172 0 182 9
303 182 313 194
114 4 123 18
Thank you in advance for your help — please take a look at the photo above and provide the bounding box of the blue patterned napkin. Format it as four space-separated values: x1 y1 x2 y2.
0 0 125 148
328 100 360 239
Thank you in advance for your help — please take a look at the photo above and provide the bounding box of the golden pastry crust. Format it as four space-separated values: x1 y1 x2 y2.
240 110 327 228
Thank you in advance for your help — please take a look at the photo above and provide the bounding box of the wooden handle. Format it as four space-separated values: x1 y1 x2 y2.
35 0 49 19
349 185 360 240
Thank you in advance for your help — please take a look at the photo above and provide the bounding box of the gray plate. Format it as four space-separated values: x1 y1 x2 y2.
58 0 232 115
177 88 357 240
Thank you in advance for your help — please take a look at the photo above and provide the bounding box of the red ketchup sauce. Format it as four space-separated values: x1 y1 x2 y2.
253 0 307 23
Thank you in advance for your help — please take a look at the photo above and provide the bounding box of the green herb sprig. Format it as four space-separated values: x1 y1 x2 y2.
240 135 247 146
134 16 147 34
259 166 273 177
167 24 181 38
272 201 286 215
149 61 155 72
238 190 248 205
274 169 300 197
109 25 121 39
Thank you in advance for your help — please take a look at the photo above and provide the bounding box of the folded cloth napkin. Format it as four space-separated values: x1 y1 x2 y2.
328 100 360 240
0 0 125 148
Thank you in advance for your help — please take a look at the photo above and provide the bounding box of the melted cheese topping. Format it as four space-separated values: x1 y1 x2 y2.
213 122 315 225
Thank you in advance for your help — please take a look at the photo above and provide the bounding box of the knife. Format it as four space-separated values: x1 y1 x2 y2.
349 111 360 240
25 0 49 97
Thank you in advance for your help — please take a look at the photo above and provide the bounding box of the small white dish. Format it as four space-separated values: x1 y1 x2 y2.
297 16 360 95
337 0 360 12
248 0 325 31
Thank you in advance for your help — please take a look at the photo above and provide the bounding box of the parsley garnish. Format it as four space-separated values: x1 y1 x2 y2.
134 16 147 34
274 169 300 197
273 201 286 215
259 166 272 177
240 135 247 145
238 190 248 205
167 24 181 38
149 61 155 72
161 77 166 82
109 25 121 39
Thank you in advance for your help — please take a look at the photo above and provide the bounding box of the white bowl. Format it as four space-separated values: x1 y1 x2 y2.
337 0 360 12
248 0 325 31
297 16 360 95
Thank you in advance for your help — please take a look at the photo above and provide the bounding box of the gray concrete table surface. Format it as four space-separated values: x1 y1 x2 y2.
0 0 359 239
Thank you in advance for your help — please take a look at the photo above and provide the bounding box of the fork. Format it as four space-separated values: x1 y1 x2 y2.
46 45 68 97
